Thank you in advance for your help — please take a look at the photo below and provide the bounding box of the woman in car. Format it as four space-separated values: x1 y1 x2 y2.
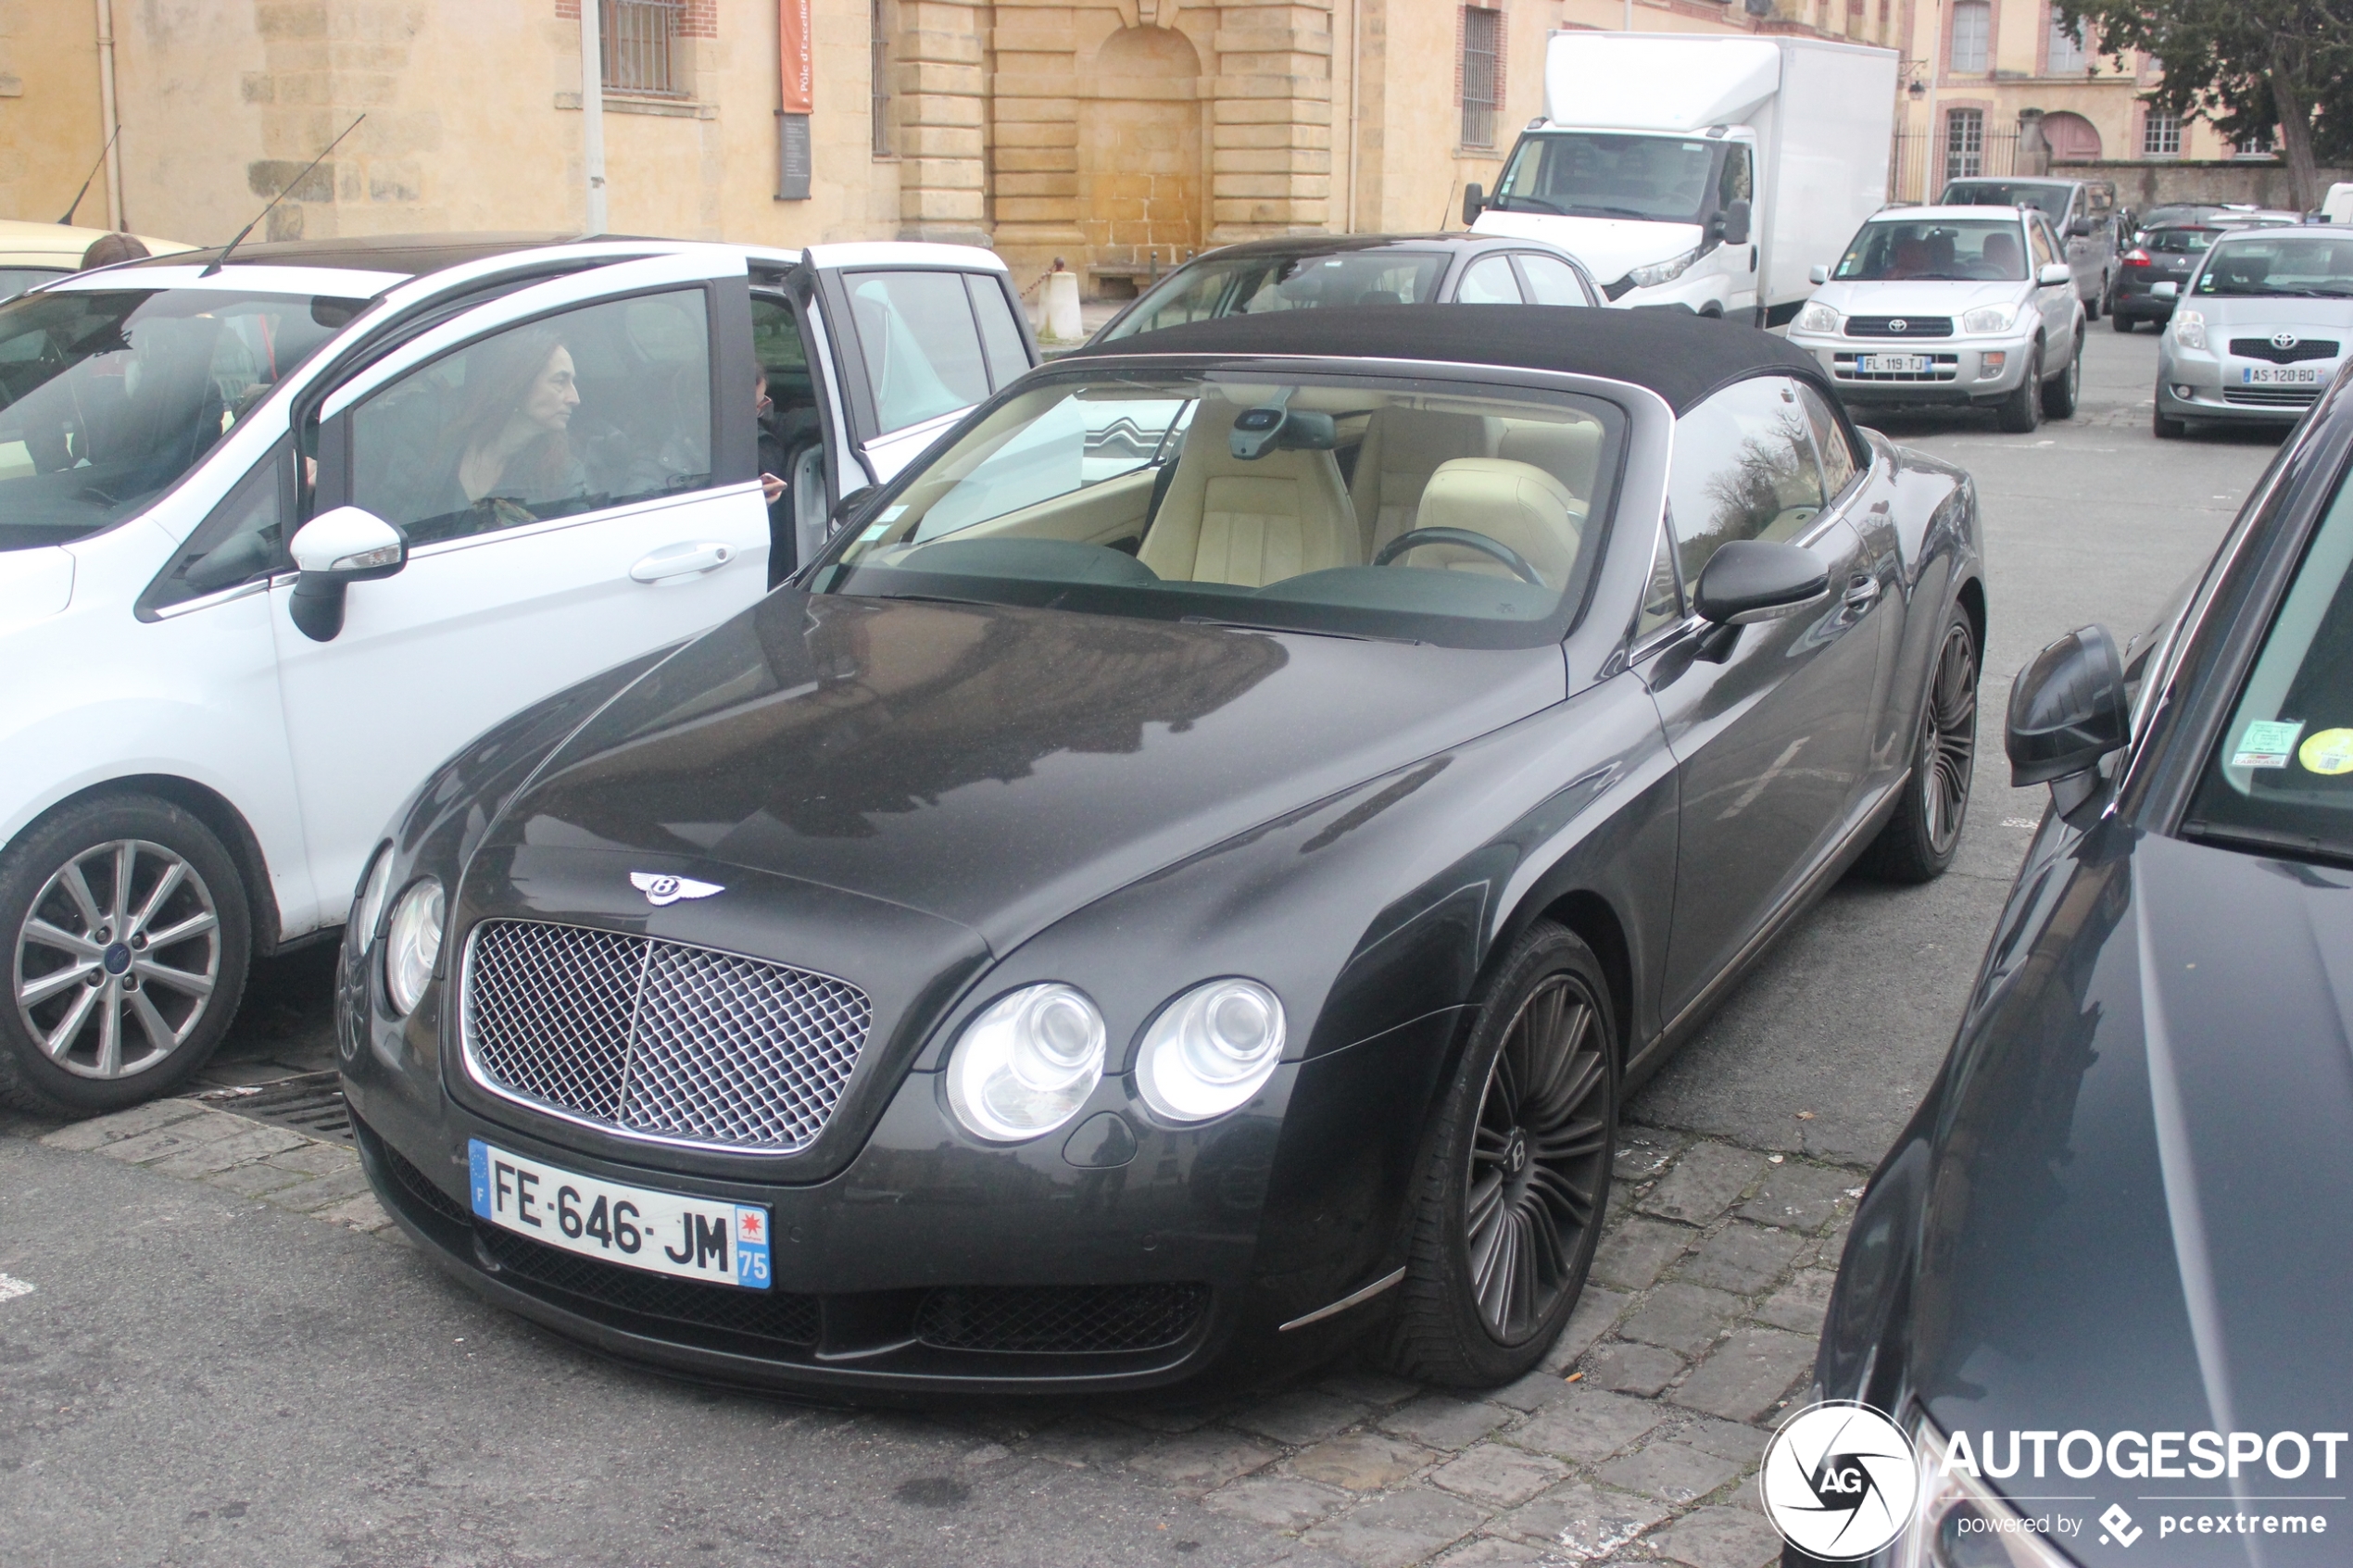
388 326 589 542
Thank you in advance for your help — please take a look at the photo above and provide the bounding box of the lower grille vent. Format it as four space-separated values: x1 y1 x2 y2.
915 1283 1211 1354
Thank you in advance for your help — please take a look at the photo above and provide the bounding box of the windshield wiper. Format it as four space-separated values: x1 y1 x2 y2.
1178 614 1420 646
1567 205 1652 220
2179 818 2353 872
1489 194 1565 215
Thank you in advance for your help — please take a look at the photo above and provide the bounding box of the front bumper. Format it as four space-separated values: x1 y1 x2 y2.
345 986 1458 1397
2156 345 2333 424
1790 330 2036 405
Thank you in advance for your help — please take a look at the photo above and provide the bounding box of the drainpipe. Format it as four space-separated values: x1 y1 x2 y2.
580 0 609 233
1345 0 1360 232
93 0 123 230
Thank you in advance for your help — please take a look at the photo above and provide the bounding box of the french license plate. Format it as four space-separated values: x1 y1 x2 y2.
2243 365 2321 384
1856 353 1930 374
468 1139 771 1289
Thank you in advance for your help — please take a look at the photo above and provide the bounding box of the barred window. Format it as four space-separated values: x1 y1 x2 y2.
602 0 684 96
2144 107 2183 157
1950 0 1990 73
1461 6 1502 150
1945 107 1985 182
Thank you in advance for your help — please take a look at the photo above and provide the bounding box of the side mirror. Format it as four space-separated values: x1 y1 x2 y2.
1717 198 1752 247
285 506 407 643
2037 262 2073 287
2151 281 2179 299
2007 625 2129 802
1692 540 1831 625
1463 182 1486 226
2067 217 2095 238
827 485 876 536
1808 263 1830 285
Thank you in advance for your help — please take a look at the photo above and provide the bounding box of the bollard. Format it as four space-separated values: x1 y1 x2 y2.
1042 270 1084 344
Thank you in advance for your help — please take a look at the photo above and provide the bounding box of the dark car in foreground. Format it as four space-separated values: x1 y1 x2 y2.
1801 362 2353 1565
341 307 1983 1399
1090 232 1600 345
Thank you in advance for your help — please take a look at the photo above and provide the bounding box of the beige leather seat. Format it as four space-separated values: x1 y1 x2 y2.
1494 419 1603 506
1392 458 1583 587
1140 399 1360 587
1349 410 1495 559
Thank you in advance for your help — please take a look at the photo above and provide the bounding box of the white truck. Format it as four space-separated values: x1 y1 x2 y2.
1467 31 1897 325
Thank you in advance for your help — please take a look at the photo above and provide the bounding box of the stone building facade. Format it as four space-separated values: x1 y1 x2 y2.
14 0 1944 301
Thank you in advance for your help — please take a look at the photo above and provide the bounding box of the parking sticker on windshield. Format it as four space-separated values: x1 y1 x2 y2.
2298 728 2353 775
2233 719 2305 769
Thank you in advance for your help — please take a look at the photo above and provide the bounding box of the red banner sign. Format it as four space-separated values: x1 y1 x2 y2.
779 0 812 115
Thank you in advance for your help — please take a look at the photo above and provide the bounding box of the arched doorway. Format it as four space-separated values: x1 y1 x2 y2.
2043 111 2103 163
1077 25 1203 296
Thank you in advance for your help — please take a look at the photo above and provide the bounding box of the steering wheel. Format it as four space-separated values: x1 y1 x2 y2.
1373 527 1546 585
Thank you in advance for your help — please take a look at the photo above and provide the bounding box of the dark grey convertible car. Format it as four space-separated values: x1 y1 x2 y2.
1803 363 2353 1565
339 307 1984 1397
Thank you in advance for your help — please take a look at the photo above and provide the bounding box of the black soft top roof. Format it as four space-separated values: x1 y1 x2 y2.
1064 303 1833 415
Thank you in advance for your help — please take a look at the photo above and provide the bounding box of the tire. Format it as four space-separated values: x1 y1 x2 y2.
2084 282 2102 322
1995 346 2043 433
2153 406 2187 439
2042 331 2082 420
2111 309 2135 333
0 796 251 1116
1860 610 1979 884
1382 922 1617 1387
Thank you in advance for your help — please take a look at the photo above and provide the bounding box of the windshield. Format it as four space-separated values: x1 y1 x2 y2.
1942 181 2070 216
805 367 1625 649
1492 132 1724 223
0 285 364 549
2187 470 2353 866
2193 235 2353 297
1835 219 2028 282
1099 251 1447 342
2144 227 2220 256
0 268 69 304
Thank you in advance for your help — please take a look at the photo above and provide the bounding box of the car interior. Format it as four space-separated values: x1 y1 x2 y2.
1839 221 2028 282
824 378 1615 625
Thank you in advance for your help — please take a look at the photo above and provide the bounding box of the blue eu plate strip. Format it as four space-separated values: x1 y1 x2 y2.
468 1139 491 1218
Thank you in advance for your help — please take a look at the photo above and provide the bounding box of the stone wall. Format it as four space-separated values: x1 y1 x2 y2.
2065 159 2353 214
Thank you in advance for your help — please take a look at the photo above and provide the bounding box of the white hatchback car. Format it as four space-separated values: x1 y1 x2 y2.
0 233 1035 1114
1786 204 2086 433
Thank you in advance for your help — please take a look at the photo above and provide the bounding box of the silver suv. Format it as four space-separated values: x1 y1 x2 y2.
1940 176 2121 318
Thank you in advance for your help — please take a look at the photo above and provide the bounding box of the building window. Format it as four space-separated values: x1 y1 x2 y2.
602 0 684 96
1950 0 1991 74
871 0 891 157
2045 9 2085 73
2143 107 2183 157
1945 107 1985 181
1460 6 1502 150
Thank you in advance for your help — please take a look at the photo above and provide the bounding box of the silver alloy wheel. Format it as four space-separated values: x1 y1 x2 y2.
1463 974 1611 1344
12 837 221 1079
1921 622 1980 858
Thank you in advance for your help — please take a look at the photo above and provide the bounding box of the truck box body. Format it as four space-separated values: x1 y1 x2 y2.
1472 32 1897 322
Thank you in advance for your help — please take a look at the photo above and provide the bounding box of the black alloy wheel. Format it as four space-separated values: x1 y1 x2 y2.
1384 923 1616 1386
0 794 251 1115
1863 610 1980 883
1996 346 2044 433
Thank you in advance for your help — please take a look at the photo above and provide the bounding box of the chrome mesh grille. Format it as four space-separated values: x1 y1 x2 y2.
463 920 871 1151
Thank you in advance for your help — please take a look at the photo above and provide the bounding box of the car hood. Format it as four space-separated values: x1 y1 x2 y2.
1469 213 1704 284
1809 279 2027 319
481 591 1569 955
2189 297 2353 337
1910 828 2353 1500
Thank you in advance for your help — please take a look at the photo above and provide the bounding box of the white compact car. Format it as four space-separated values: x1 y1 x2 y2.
1786 204 2086 433
2155 225 2353 437
0 233 1035 1114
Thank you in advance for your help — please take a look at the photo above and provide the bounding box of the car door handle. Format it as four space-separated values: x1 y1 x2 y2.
630 542 736 583
1843 573 1881 610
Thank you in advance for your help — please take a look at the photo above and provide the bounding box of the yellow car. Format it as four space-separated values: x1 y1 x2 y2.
0 218 195 301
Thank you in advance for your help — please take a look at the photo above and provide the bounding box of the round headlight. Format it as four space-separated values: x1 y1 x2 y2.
945 984 1106 1142
1136 978 1286 1123
383 878 445 1016
346 843 395 957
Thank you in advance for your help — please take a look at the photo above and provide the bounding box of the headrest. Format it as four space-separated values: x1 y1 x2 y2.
1413 458 1580 539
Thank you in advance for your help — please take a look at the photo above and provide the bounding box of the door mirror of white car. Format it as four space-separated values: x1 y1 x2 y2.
1808 263 1830 285
1462 182 1486 227
2152 281 2180 299
2037 262 2073 288
828 485 876 537
1716 198 1752 248
287 506 409 643
2067 218 2095 239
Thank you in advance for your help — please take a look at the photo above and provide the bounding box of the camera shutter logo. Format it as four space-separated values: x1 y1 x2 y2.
1758 1401 1920 1561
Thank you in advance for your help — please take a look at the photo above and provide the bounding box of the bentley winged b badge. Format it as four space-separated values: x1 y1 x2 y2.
630 872 724 908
